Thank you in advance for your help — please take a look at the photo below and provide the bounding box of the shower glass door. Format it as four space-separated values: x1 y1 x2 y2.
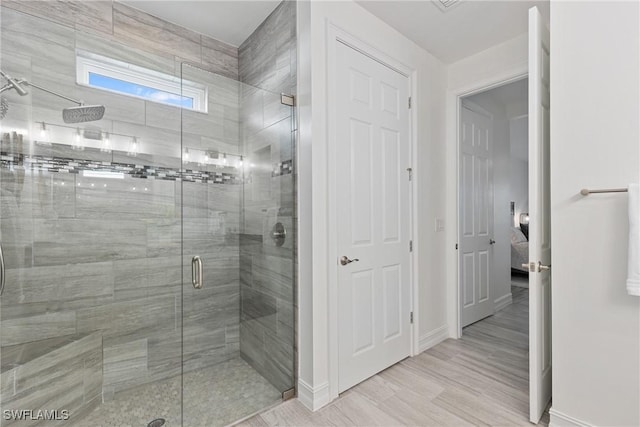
0 6 295 423
0 7 185 427
180 63 295 426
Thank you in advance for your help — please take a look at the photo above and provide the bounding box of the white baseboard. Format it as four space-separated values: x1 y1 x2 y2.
297 379 330 411
494 292 513 312
418 325 449 353
549 408 594 427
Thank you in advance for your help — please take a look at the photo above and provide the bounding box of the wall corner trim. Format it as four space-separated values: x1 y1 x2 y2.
297 379 331 411
418 325 450 353
549 408 595 427
494 292 513 312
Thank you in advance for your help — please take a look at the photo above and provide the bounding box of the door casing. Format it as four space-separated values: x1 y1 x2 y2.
326 24 418 401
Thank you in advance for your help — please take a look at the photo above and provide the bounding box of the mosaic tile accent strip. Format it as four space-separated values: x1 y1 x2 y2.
0 152 242 184
272 159 293 177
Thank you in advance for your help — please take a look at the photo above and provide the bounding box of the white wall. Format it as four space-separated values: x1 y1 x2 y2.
446 33 528 336
510 116 529 227
296 0 447 410
550 2 640 426
463 93 512 309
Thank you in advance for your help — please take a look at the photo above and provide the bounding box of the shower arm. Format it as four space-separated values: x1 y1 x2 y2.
20 80 85 106
0 74 85 106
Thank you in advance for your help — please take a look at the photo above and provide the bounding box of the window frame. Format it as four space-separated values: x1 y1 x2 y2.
76 51 208 113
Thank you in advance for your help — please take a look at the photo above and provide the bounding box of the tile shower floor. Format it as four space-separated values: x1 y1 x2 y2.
72 357 281 427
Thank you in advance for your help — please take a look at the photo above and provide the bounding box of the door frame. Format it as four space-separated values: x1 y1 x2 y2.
458 98 496 328
450 70 528 338
326 24 418 400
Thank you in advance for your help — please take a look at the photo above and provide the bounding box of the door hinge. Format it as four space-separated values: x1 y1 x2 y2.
408 97 412 109
282 387 295 401
455 243 458 250
409 240 413 252
280 94 294 106
406 167 412 181
410 312 414 324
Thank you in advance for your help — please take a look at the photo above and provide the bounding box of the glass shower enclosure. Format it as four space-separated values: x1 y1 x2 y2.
0 6 295 426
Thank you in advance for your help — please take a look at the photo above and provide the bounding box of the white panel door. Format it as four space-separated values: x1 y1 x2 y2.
528 6 552 423
460 102 495 327
335 41 411 393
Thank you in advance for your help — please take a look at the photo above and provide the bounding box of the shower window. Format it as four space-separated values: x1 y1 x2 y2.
76 51 208 112
88 73 193 109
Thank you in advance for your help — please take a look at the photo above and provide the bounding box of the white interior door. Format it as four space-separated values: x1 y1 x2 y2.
460 101 495 328
528 6 552 423
335 41 411 393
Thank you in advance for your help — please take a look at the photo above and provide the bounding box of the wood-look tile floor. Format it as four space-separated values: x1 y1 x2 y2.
239 286 550 427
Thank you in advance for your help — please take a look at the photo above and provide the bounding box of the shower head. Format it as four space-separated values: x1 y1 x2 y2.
0 70 28 96
62 105 105 124
0 70 106 123
22 81 107 123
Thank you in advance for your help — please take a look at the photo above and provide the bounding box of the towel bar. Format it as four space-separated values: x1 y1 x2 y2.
580 188 628 196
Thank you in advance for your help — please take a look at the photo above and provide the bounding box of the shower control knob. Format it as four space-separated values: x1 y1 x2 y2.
271 222 286 247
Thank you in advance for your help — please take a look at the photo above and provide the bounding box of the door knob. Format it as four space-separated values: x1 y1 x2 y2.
521 262 551 273
339 256 359 266
537 261 551 272
489 239 496 245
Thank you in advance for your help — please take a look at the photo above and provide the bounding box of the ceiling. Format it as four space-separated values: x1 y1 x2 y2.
119 1 549 63
119 1 281 47
356 0 550 63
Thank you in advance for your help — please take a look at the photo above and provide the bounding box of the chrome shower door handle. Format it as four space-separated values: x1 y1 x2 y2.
0 243 5 296
191 256 203 289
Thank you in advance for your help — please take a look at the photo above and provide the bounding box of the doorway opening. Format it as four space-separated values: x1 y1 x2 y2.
459 77 529 330
457 77 536 416
451 8 550 425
